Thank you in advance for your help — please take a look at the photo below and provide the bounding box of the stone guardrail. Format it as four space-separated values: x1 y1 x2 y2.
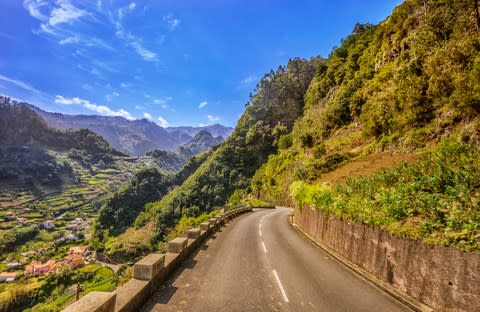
62 206 253 312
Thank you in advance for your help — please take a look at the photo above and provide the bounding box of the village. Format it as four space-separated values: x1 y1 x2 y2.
0 245 93 283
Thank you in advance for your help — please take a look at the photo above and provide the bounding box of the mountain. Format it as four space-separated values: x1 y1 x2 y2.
166 124 233 139
117 0 479 252
139 57 319 241
142 130 224 173
0 96 123 192
177 130 224 159
26 104 233 156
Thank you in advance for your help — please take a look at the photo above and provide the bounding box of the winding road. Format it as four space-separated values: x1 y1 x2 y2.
142 208 411 312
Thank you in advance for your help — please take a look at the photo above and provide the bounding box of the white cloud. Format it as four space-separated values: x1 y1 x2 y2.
82 83 92 91
23 0 48 21
55 95 135 120
157 116 169 127
120 82 129 89
241 75 257 85
135 105 144 110
115 22 158 62
207 115 220 122
143 112 152 120
23 0 113 52
163 14 180 31
0 74 43 95
59 36 80 45
49 0 86 26
199 101 207 109
154 97 173 109
129 2 136 10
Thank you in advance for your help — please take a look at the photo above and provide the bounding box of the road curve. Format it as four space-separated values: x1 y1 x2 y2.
142 208 411 312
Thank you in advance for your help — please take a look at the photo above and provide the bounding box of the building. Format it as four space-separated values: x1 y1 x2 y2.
6 262 22 269
63 255 84 270
69 246 89 256
25 260 60 276
0 272 18 282
43 220 55 230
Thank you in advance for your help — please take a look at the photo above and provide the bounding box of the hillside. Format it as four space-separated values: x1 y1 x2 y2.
166 124 233 140
113 0 480 251
127 57 320 241
251 0 480 251
28 103 233 156
177 130 224 159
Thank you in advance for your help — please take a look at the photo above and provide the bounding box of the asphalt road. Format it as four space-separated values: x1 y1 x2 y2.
142 208 411 312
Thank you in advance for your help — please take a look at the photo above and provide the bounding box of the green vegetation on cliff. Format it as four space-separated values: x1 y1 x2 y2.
251 0 480 250
140 57 320 240
290 136 480 251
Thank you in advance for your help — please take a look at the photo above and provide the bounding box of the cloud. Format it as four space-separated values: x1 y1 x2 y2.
207 115 220 122
199 101 207 109
120 82 129 89
114 22 158 62
163 14 180 31
153 97 173 109
143 112 152 120
135 105 144 110
241 75 257 85
157 116 169 127
82 83 92 91
129 2 136 10
55 95 135 120
23 0 49 21
0 74 43 95
59 36 80 45
49 0 86 26
23 0 114 52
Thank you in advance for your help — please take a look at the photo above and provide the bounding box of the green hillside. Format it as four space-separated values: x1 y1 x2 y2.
123 0 480 250
252 0 480 251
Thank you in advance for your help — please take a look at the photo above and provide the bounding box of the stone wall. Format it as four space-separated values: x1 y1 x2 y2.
62 207 253 312
294 207 480 312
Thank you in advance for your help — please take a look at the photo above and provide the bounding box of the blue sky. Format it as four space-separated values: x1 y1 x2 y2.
0 0 401 127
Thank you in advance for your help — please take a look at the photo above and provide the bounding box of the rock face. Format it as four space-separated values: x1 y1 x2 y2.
294 207 480 312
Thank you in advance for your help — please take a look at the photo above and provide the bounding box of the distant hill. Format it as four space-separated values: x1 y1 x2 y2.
25 103 233 156
166 124 233 139
0 97 121 158
0 96 123 192
177 130 224 159
144 130 224 173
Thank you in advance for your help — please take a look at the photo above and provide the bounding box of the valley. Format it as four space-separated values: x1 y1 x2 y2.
0 0 479 311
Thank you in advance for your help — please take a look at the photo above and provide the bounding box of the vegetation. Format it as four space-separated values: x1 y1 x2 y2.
290 136 480 251
250 0 480 251
96 167 172 236
137 57 320 242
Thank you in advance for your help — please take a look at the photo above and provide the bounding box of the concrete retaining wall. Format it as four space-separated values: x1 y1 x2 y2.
294 207 480 312
62 206 253 312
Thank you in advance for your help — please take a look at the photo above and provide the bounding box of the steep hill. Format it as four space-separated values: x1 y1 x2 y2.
177 130 224 159
0 97 124 193
251 0 480 251
28 103 233 156
166 124 233 139
133 58 319 240
118 0 480 251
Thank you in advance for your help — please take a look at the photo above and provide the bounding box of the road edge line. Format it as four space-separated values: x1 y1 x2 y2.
288 213 434 312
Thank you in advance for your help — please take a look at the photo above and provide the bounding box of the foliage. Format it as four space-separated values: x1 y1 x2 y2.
141 57 319 242
290 138 480 251
0 226 38 254
96 167 172 236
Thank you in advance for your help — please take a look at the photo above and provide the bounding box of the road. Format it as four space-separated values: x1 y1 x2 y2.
142 208 411 312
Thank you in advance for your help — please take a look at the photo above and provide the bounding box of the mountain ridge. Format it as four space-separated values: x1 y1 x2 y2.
23 102 233 156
